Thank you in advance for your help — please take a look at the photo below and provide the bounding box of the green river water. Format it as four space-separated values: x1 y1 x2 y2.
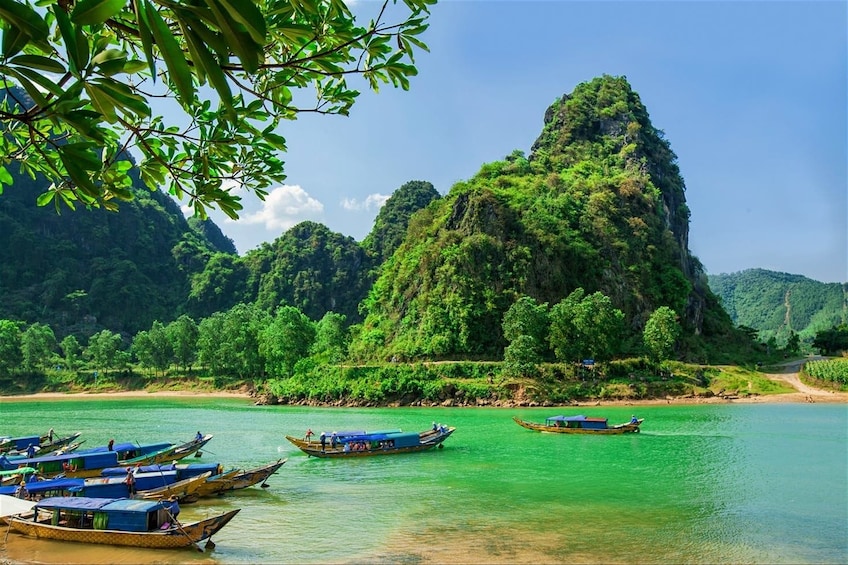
0 398 845 564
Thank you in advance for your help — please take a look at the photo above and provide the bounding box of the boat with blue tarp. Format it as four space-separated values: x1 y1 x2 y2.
512 415 643 434
285 425 455 458
0 470 211 501
7 495 239 549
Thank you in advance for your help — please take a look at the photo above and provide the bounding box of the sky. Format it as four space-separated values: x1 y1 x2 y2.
201 0 847 283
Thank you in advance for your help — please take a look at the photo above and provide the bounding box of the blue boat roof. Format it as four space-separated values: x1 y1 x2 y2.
35 496 164 512
36 497 119 511
22 478 84 493
545 415 608 422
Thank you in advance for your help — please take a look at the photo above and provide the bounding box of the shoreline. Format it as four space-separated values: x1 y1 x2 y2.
1 388 845 406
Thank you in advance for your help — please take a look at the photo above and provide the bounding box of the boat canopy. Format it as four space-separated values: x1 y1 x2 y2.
545 415 608 423
36 496 119 511
18 478 84 494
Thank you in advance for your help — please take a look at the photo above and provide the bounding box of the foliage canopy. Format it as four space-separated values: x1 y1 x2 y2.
0 0 434 217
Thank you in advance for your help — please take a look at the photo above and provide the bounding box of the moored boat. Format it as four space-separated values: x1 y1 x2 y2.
223 458 286 491
0 432 82 456
285 425 455 458
512 415 643 434
8 496 239 549
0 471 212 502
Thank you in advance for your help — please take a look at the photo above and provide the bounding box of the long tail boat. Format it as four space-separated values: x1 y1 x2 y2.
228 458 285 490
512 415 644 434
0 432 82 456
8 496 239 549
0 471 212 501
285 425 455 458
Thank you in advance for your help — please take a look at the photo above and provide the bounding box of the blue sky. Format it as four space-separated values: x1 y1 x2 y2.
205 1 847 283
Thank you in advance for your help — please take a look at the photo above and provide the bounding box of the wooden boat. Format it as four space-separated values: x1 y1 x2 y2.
8 496 239 549
512 415 644 434
221 459 285 492
0 432 82 456
285 425 456 458
2 437 212 480
0 471 212 501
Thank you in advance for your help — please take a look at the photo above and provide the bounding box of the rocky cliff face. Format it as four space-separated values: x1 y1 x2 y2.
529 75 709 332
354 75 728 360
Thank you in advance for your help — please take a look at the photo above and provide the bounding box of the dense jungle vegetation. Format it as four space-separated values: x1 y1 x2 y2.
1 76 845 402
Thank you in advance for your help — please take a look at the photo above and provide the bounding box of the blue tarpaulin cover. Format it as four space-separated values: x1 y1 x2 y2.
35 497 119 511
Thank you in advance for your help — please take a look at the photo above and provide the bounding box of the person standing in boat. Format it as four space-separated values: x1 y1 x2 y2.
26 444 36 459
166 496 181 522
305 429 314 442
125 467 136 496
47 428 54 442
108 438 115 451
15 477 28 499
319 432 326 451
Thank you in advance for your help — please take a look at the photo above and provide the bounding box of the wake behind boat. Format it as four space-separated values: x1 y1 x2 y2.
513 415 643 434
285 425 455 458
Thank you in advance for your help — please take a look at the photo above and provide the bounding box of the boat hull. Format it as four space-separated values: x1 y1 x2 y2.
9 509 240 548
512 417 642 434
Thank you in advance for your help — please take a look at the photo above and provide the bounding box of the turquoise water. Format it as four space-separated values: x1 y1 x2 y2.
0 399 846 564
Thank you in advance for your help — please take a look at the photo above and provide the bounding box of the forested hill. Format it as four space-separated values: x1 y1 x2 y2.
708 269 848 345
183 180 441 323
350 75 736 362
0 163 233 337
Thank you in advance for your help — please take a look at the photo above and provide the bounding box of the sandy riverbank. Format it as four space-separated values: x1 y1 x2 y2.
1 363 846 406
0 389 251 401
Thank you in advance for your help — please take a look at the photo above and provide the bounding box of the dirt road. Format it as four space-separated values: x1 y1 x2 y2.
761 357 848 403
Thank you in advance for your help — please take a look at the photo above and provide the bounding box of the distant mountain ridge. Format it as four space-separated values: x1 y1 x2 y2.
708 268 848 345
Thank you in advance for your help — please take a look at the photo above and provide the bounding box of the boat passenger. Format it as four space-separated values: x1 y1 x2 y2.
15 478 27 499
319 432 326 451
630 415 639 424
48 428 54 442
166 496 180 522
125 467 136 495
26 444 36 459
330 433 338 448
108 438 114 451
343 443 351 453
432 422 438 431
195 431 203 442
305 429 314 442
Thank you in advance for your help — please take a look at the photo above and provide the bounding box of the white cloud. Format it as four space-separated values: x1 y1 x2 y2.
238 184 324 230
340 193 390 211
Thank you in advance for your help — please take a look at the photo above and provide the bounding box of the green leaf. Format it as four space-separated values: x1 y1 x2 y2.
86 77 151 121
133 0 156 80
1 21 29 57
143 0 194 101
58 145 98 197
54 7 89 73
36 191 56 206
9 53 65 73
71 0 125 25
7 65 65 97
214 0 265 45
1 67 47 107
0 165 13 186
84 81 118 122
91 48 127 75
0 0 49 41
204 0 259 73
184 25 233 111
